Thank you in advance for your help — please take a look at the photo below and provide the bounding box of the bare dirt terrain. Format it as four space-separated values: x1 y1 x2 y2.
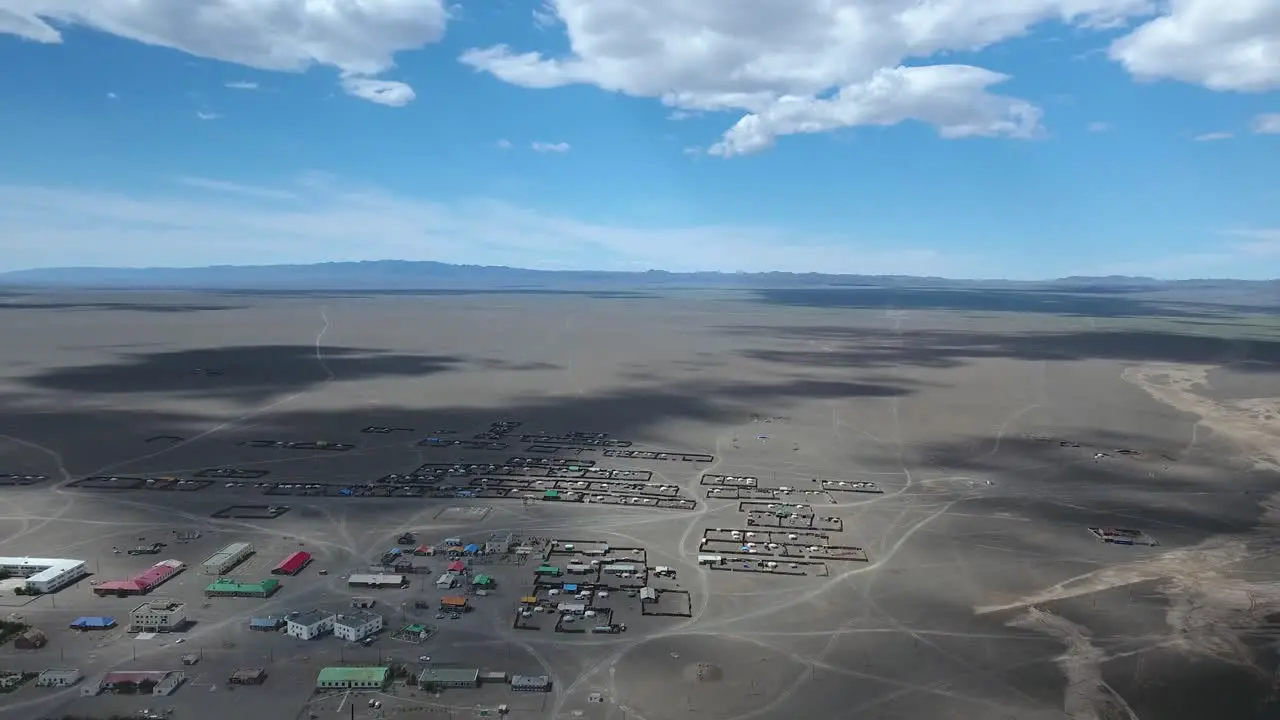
0 287 1277 720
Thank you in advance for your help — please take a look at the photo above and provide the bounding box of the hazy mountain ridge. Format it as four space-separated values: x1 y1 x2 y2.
0 260 1274 292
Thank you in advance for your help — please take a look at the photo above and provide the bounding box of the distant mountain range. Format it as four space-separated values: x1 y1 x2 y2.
0 260 1273 292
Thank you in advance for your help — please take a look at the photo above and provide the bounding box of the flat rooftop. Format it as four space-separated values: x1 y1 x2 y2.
0 556 86 584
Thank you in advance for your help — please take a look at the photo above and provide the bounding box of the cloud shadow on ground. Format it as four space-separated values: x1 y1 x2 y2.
898 429 1280 720
748 287 1277 319
721 325 1280 371
207 288 658 300
0 300 245 313
17 345 479 403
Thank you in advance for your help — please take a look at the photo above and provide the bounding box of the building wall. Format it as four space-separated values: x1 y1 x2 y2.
7 560 88 594
333 616 383 641
37 671 81 687
318 678 384 689
286 615 334 640
130 605 187 630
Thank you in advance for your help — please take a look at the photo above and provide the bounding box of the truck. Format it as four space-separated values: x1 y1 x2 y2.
128 543 164 555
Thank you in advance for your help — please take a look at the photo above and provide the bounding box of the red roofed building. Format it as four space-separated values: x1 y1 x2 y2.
446 560 466 573
93 560 186 597
271 551 312 576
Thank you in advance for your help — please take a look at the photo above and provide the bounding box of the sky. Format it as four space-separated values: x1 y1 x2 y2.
0 0 1277 280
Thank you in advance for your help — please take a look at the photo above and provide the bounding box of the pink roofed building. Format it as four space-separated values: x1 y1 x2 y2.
93 560 185 597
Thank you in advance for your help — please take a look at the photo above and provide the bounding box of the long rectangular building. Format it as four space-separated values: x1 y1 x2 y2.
271 551 311 576
205 578 280 598
202 542 254 575
93 560 185 597
0 556 87 594
347 573 406 588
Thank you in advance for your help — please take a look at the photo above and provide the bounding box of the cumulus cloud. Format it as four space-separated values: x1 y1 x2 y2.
0 0 448 105
0 178 957 275
460 0 1161 155
1109 0 1280 92
709 66 1042 157
495 139 513 149
1253 113 1280 134
531 141 570 153
1087 121 1111 132
195 110 222 121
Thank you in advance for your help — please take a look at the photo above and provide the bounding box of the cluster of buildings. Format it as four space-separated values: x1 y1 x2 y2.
312 666 550 693
285 609 384 642
0 556 87 594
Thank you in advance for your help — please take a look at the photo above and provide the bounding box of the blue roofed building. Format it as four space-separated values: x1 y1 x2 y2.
249 616 284 631
70 616 116 630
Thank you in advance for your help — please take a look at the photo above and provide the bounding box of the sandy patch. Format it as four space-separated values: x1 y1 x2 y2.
1121 363 1280 471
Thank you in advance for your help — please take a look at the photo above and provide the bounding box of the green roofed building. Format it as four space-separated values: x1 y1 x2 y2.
204 578 280 598
535 565 561 576
472 574 493 587
316 666 389 690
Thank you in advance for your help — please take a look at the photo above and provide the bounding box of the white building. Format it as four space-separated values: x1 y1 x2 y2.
37 669 82 687
0 556 87 594
434 572 456 589
286 610 335 640
333 611 383 642
347 573 406 589
129 599 188 632
202 542 254 575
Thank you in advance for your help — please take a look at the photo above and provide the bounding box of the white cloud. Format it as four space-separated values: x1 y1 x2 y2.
339 77 415 107
224 81 258 90
106 92 117 100
176 177 297 201
1253 113 1280 134
0 178 959 276
1109 0 1280 92
0 0 448 106
1087 121 1110 132
460 0 1159 156
531 141 570 153
1223 228 1280 258
1098 229 1280 278
495 139 513 149
195 110 222 120
709 65 1042 157
1193 131 1232 141
532 4 558 29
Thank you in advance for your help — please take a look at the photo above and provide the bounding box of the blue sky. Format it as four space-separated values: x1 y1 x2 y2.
0 1 1277 279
